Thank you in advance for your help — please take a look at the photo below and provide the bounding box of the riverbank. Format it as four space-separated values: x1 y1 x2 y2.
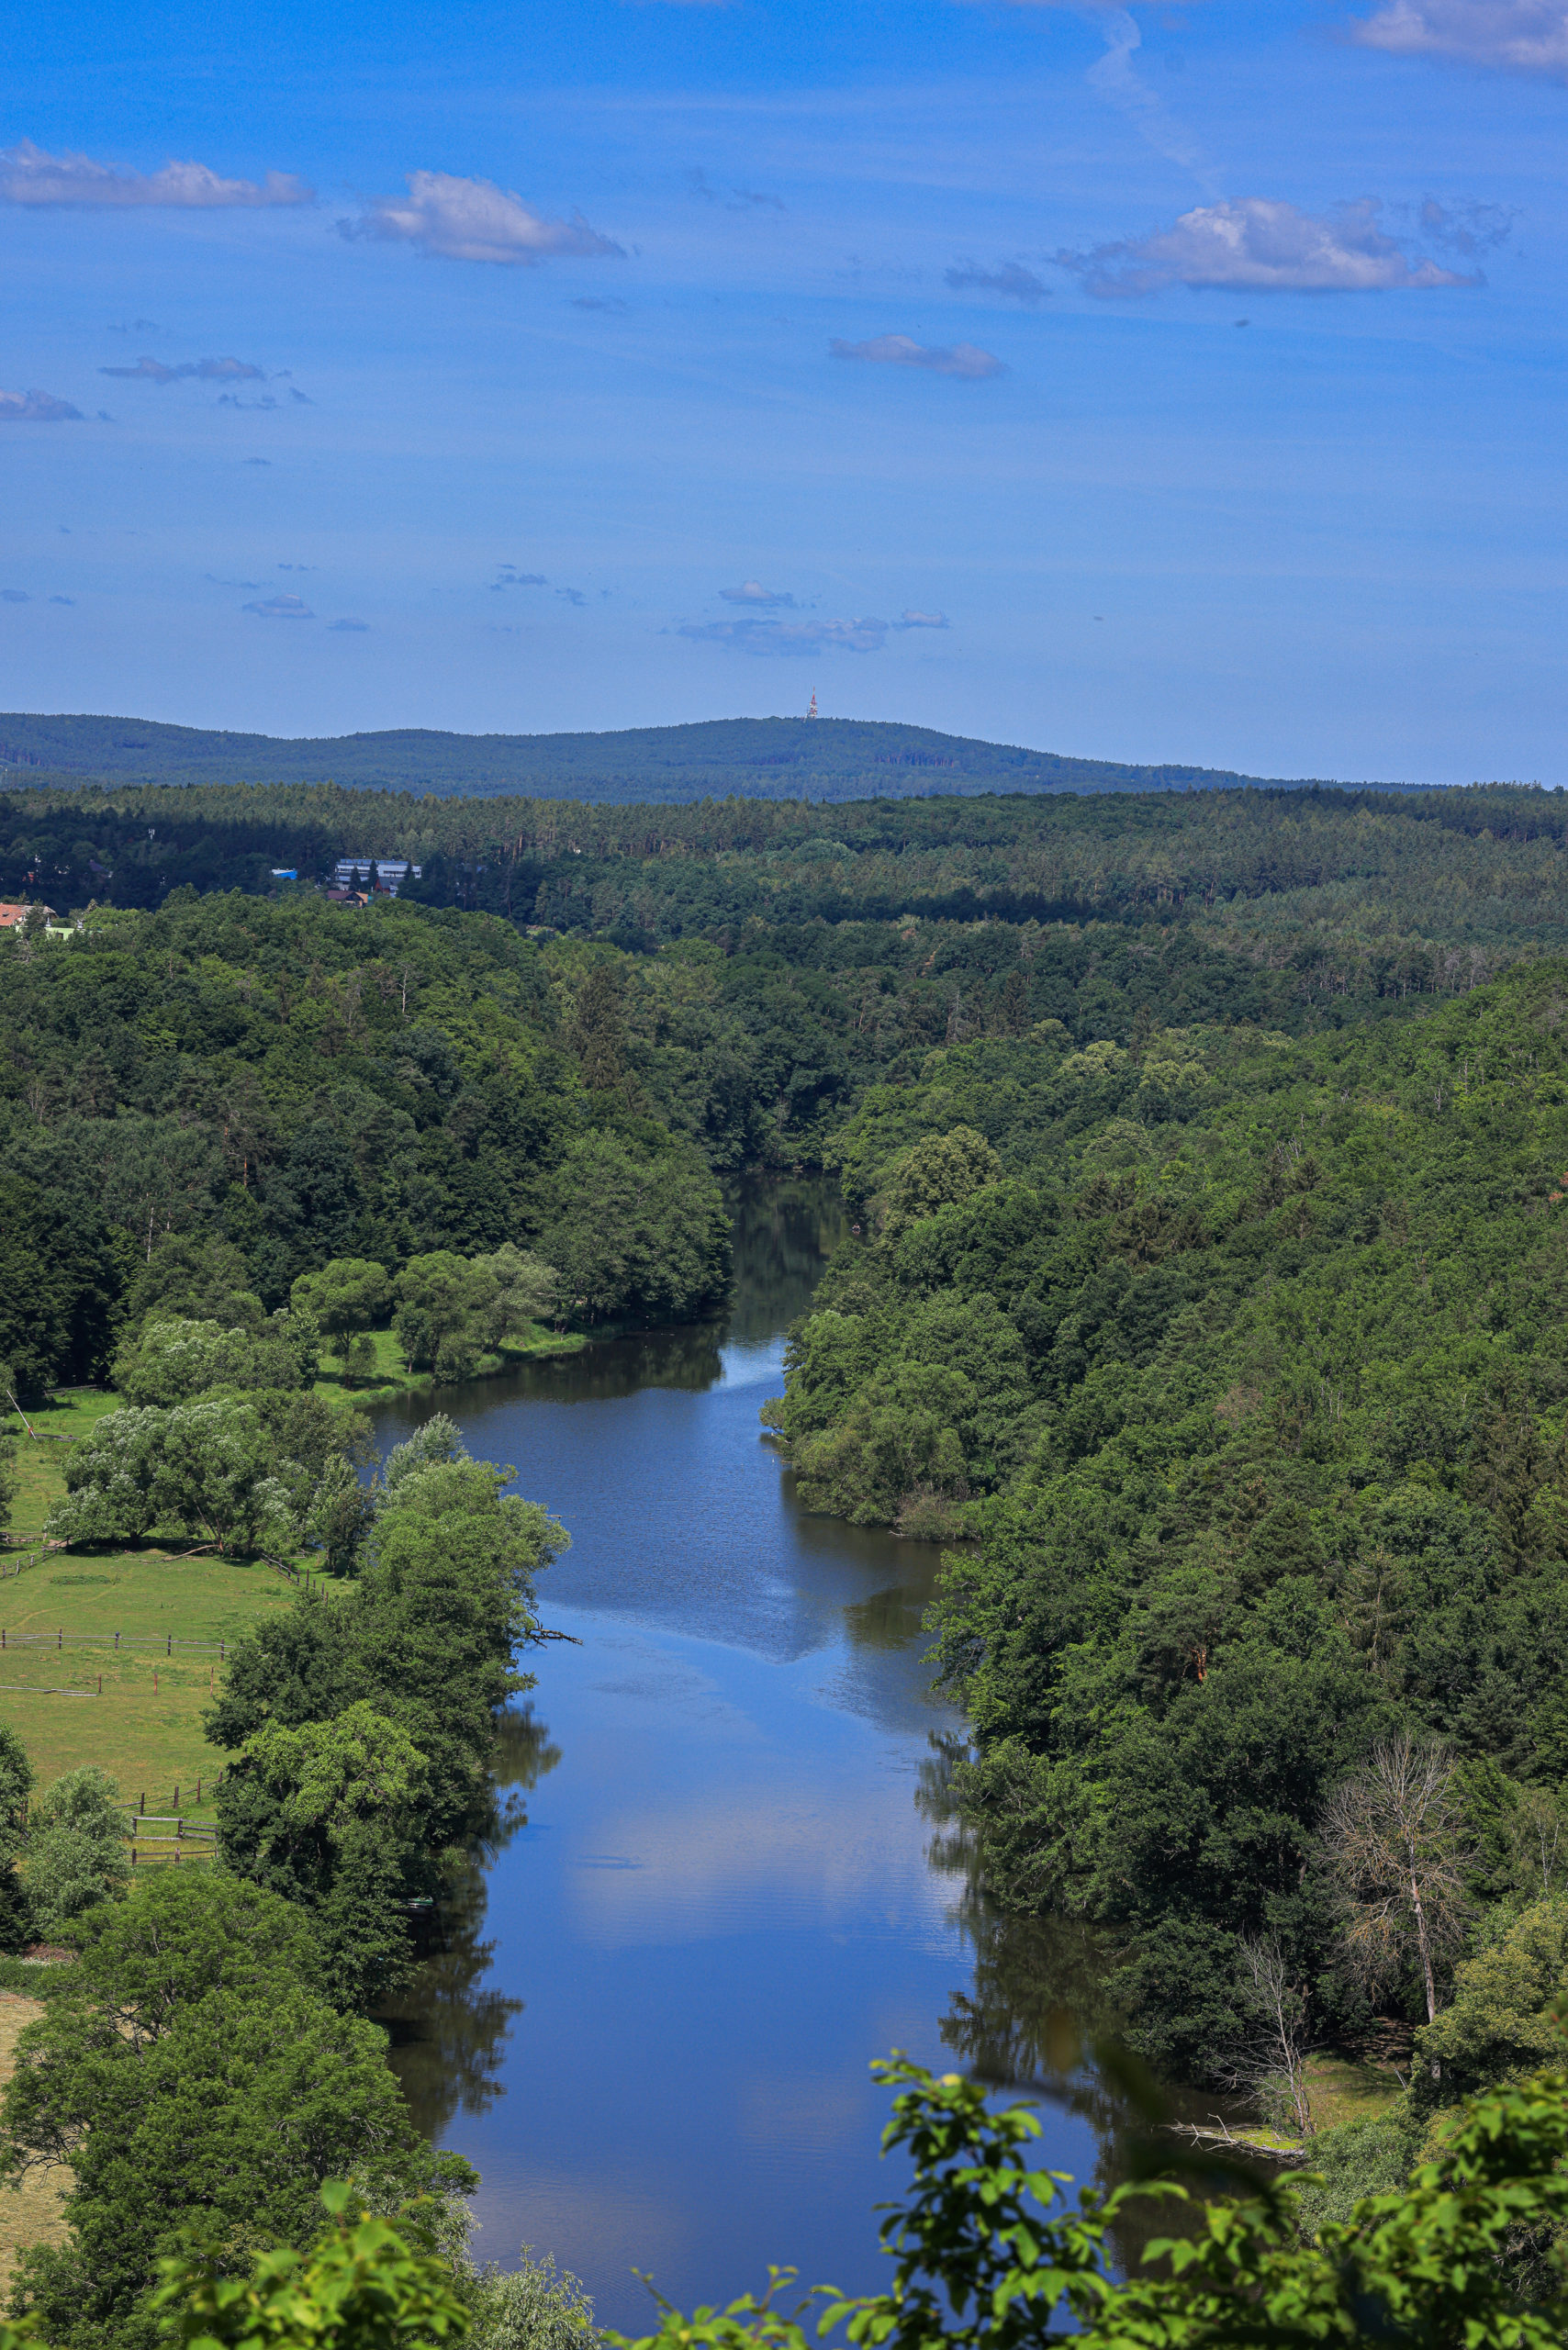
310 1321 587 1405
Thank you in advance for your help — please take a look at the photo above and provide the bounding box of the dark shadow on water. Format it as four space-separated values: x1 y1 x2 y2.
920 1732 1268 2274
725 1175 850 1341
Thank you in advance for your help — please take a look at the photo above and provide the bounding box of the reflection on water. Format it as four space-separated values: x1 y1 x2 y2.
382 1713 561 2138
372 1176 1108 2329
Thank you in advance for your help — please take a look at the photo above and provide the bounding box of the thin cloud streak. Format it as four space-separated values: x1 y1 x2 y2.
680 615 888 655
242 593 313 618
0 140 310 207
830 333 1004 378
945 260 1048 304
100 356 265 384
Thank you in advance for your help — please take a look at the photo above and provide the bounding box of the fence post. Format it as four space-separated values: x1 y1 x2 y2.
173 1785 179 1813
140 1792 145 1816
166 1635 171 1657
97 1674 101 1695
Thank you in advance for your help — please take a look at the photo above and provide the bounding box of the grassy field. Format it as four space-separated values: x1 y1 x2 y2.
4 1392 301 1817
1304 2051 1406 2135
0 1322 577 1810
0 1992 69 2289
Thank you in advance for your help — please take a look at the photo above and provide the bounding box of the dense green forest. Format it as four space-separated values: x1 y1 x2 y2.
0 893 743 1393
6 788 1568 2335
4 777 1564 987
0 712 1303 800
9 808 1567 1400
766 954 1568 2117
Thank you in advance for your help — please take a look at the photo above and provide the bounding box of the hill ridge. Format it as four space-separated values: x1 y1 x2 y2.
0 711 1380 806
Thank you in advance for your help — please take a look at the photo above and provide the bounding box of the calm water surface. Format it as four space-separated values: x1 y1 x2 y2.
372 1181 1103 2332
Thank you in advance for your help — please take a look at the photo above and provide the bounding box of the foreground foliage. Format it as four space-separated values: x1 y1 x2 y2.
124 2058 1565 2350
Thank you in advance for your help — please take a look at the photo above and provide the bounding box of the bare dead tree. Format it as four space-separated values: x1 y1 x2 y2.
1226 1935 1315 2140
1321 1735 1472 2026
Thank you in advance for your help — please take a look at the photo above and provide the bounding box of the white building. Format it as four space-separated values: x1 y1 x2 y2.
331 856 421 896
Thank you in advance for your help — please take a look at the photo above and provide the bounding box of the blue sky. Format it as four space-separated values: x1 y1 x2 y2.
2 0 1565 779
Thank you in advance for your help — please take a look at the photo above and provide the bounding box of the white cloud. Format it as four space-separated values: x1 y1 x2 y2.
243 593 313 619
1351 2 1568 73
1062 198 1480 296
0 387 83 421
894 609 949 630
829 333 1004 378
342 171 623 265
679 614 887 655
0 140 310 207
100 355 265 384
720 580 796 607
944 260 1048 305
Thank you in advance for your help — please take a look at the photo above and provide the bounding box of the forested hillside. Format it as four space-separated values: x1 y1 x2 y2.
0 711 1299 800
0 894 733 1391
7 777 1568 1397
767 956 1568 2093
5 778 1567 979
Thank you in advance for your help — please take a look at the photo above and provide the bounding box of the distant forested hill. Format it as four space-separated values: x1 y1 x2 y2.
0 711 1338 802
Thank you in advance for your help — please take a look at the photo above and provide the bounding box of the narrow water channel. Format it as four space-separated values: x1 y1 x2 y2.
371 1180 1104 2333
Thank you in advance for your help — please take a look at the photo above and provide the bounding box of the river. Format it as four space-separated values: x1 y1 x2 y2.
370 1179 1106 2334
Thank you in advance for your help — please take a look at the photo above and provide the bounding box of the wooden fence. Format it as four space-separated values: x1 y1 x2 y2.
114 1807 218 1866
0 1631 233 1656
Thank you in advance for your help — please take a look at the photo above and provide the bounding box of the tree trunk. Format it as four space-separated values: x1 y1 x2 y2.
1409 1862 1439 2065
